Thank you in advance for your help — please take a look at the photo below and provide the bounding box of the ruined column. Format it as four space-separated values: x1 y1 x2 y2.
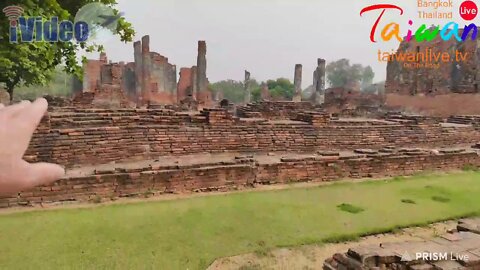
169 64 177 103
133 40 143 97
141 35 151 96
244 70 251 103
196 41 208 93
261 82 270 101
312 58 326 105
99 52 108 64
293 64 303 102
191 66 198 99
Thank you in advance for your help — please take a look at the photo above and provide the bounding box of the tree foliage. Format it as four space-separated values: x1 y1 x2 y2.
14 67 75 101
211 78 294 104
0 0 134 99
266 78 294 100
326 59 375 91
210 80 246 104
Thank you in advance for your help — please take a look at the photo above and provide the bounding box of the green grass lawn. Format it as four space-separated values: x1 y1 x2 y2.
1 172 480 270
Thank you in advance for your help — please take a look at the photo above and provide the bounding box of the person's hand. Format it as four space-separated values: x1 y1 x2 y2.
0 98 65 196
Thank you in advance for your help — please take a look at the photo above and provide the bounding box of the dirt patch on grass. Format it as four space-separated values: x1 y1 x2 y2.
208 221 457 270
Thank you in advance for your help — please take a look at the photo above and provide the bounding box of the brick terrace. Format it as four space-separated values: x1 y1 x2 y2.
0 104 479 208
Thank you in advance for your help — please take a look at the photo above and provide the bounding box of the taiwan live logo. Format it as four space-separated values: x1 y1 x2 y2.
2 5 89 43
360 0 479 43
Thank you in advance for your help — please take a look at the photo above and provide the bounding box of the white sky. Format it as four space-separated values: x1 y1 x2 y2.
84 0 467 87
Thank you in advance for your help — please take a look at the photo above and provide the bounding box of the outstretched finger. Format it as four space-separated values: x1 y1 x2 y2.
0 104 4 110
2 100 31 117
20 161 65 189
16 98 48 133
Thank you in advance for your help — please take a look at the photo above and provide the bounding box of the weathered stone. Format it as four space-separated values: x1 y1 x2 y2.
80 36 202 107
317 151 340 157
324 220 480 270
439 149 466 154
354 149 379 155
312 58 326 105
244 70 251 104
196 41 212 106
261 83 270 101
386 29 480 96
293 64 302 102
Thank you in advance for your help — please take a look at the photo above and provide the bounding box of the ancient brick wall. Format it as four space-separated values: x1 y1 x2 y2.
177 67 193 101
323 87 385 116
23 108 480 168
82 57 105 92
237 101 317 119
2 151 478 208
257 152 480 184
385 30 480 95
386 93 480 117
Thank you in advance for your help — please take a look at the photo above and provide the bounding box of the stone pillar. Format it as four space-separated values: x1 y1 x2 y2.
99 52 108 64
196 41 208 93
141 35 151 96
293 64 303 102
313 58 326 105
261 82 270 101
191 66 198 99
244 70 251 104
169 64 177 103
133 40 143 97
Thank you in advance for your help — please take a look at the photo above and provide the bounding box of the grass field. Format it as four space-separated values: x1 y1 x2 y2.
1 172 480 269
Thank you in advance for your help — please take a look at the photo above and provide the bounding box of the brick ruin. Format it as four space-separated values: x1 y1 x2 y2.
1 34 480 209
312 58 327 104
0 100 479 207
323 87 386 117
384 28 480 116
77 36 213 108
324 219 480 270
385 29 480 96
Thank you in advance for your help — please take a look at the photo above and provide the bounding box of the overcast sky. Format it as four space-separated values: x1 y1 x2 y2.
84 0 463 87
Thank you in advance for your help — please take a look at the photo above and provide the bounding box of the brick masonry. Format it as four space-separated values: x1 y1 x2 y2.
23 107 480 168
386 29 480 96
2 147 479 208
324 218 480 270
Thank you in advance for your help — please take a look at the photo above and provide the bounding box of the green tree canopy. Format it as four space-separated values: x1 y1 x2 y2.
267 78 294 100
0 0 134 100
326 59 375 91
211 78 294 104
210 80 245 104
251 78 294 102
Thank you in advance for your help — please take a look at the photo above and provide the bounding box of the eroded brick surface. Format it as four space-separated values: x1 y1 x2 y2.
324 219 480 270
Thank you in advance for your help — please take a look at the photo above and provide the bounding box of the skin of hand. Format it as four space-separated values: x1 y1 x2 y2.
0 98 65 196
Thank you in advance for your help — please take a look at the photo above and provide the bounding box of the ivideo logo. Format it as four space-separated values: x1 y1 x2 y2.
3 3 123 43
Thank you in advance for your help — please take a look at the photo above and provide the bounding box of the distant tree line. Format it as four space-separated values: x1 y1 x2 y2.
210 78 295 104
326 59 382 93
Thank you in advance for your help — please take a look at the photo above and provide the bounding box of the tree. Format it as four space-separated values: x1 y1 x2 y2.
251 78 295 102
13 67 75 101
210 79 259 104
361 66 375 89
326 59 375 91
210 80 244 104
0 0 134 100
